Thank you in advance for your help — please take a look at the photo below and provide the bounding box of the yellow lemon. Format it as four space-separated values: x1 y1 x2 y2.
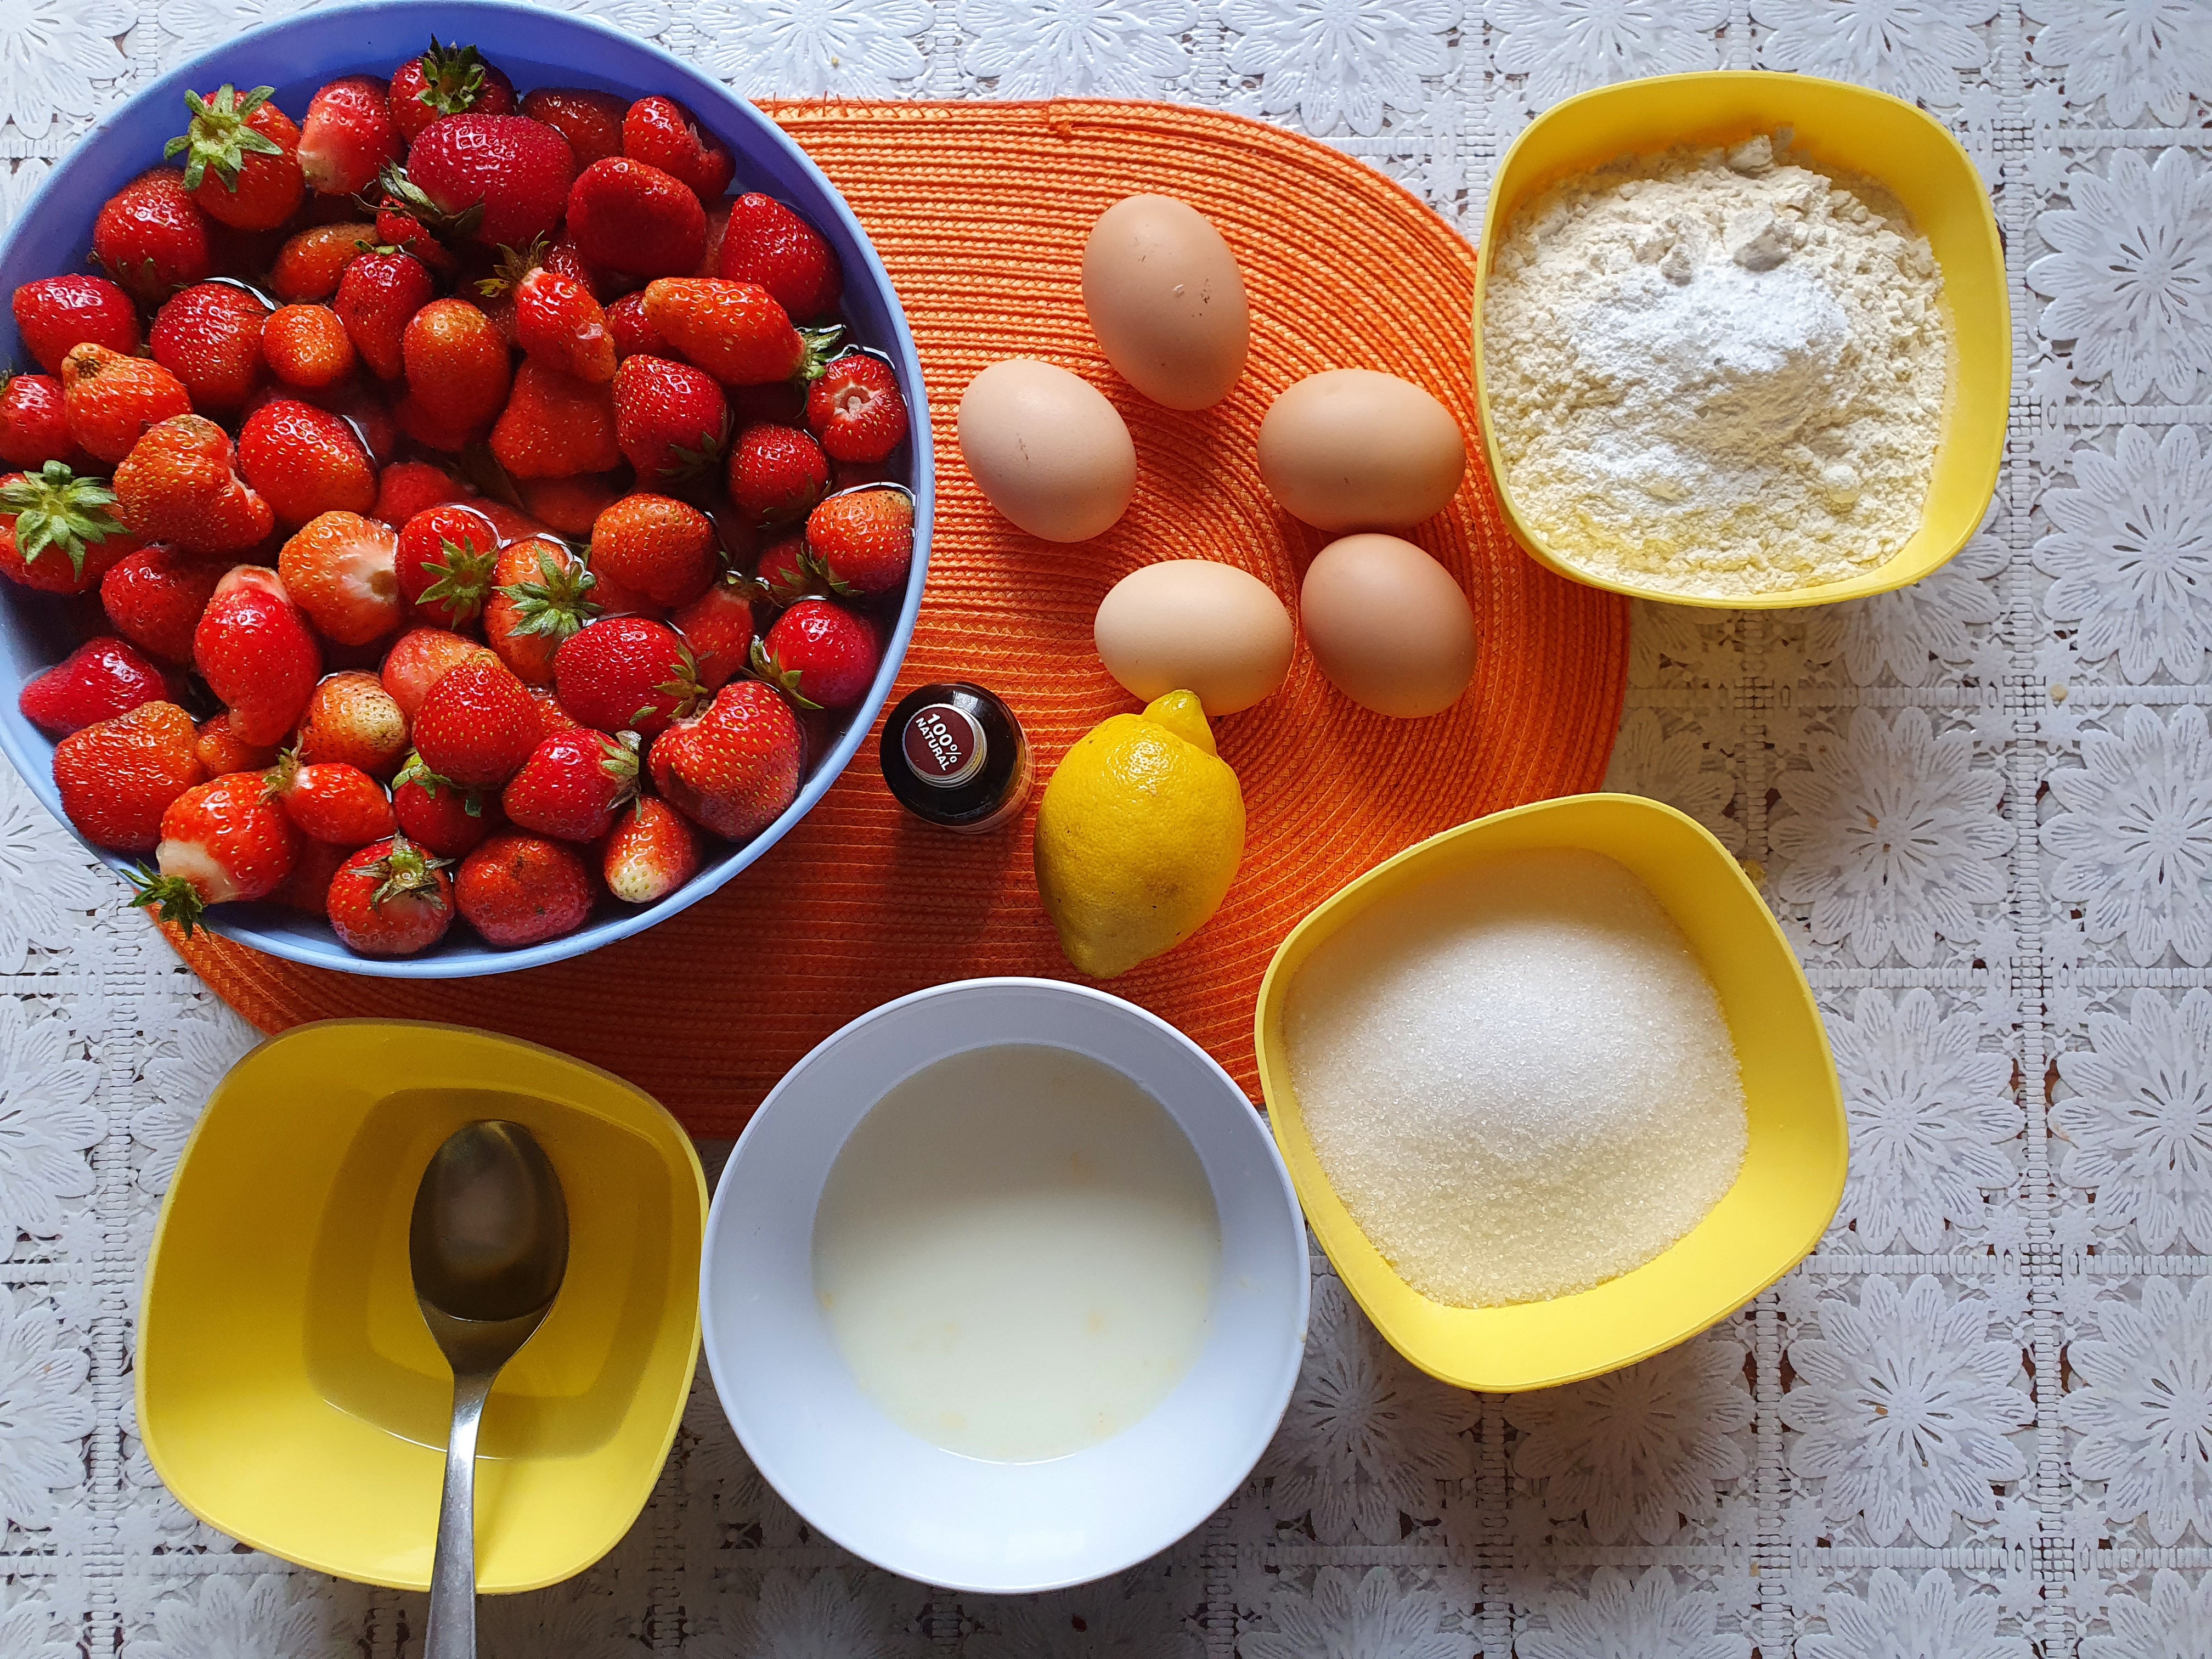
1034 690 1246 979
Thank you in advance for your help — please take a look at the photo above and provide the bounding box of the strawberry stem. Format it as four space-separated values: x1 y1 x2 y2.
163 84 284 193
127 867 209 936
0 460 126 579
412 38 492 117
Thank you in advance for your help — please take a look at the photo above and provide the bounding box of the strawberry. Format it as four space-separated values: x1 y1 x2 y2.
649 678 802 839
516 472 619 537
93 170 213 307
60 345 193 466
756 530 813 602
239 398 377 527
11 276 141 375
612 354 727 484
412 656 539 786
642 278 838 388
602 795 696 903
521 87 627 169
166 84 304 233
589 493 716 608
621 97 733 202
489 359 621 479
275 833 351 914
53 700 206 853
296 376 399 467
565 158 707 279
270 222 377 302
261 304 357 388
396 501 501 627
456 830 593 947
278 510 400 644
371 195 459 277
485 534 600 685
149 282 270 413
389 40 516 144
128 769 300 931
334 250 435 380
20 636 175 738
101 544 226 662
0 374 91 471
373 460 471 527
396 115 575 249
752 598 879 710
397 297 511 431
802 484 913 596
196 710 283 777
729 421 828 523
264 751 394 845
326 833 454 954
552 614 698 736
806 351 910 465
0 461 134 591
297 75 403 196
669 574 760 692
717 193 843 323
112 417 273 556
513 266 615 383
502 726 639 841
297 670 408 776
606 291 671 361
527 684 579 739
392 751 501 856
194 566 320 744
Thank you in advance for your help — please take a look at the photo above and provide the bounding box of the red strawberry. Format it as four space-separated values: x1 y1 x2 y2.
149 282 270 413
802 484 913 596
298 670 408 775
413 656 539 786
729 421 828 523
756 529 813 602
485 534 601 685
11 276 141 375
297 75 403 196
196 710 284 777
264 751 394 845
456 830 592 947
101 544 226 662
521 87 627 169
552 614 698 736
166 84 304 233
528 684 580 739
278 510 401 645
326 833 453 953
565 158 707 279
194 566 321 744
274 832 351 914
395 501 501 627
0 374 91 471
295 376 399 467
643 278 837 388
382 628 493 718
371 195 459 277
373 460 471 527
718 193 843 323
589 493 716 608
514 266 615 383
489 359 621 479
397 114 575 249
52 700 206 853
128 769 299 931
649 678 803 839
602 795 697 902
397 297 511 432
612 354 727 484
60 345 193 466
621 97 733 202
606 291 670 361
261 304 357 388
334 250 435 380
501 726 639 841
753 598 879 710
392 751 501 856
389 40 516 144
114 416 275 555
270 221 377 302
20 636 175 738
516 472 620 537
93 170 213 307
0 461 134 592
669 574 760 692
239 398 377 527
806 352 910 465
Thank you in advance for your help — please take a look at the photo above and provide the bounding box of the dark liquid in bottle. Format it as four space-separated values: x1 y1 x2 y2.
879 682 1032 833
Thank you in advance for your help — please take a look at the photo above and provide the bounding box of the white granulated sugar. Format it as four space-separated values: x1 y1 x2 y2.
1482 133 1950 599
1284 847 1747 1308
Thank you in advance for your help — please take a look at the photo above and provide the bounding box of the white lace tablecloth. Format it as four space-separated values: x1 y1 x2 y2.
0 2 2196 1654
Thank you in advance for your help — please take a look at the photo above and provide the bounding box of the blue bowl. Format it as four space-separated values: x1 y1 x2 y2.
0 0 933 977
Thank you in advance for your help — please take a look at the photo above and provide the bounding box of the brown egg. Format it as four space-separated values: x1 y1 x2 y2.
1257 369 1468 532
1082 194 1250 411
1300 534 1476 718
957 358 1136 543
1094 560 1294 715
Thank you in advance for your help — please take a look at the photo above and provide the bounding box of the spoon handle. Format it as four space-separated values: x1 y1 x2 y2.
425 1370 496 1659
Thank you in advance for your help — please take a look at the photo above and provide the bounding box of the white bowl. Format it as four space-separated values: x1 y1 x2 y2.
699 978 1308 1592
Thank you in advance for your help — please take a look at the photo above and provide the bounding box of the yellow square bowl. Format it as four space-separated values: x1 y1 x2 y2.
137 1020 707 1592
1471 71 2008 610
1254 794 1846 1391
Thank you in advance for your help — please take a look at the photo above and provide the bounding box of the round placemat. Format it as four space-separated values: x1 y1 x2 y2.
171 98 1629 1138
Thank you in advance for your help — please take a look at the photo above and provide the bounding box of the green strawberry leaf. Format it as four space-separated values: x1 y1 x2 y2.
0 460 126 579
165 84 284 194
416 536 500 618
414 38 490 116
498 545 602 642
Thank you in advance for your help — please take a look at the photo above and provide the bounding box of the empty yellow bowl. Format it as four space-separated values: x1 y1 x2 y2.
1471 71 2008 610
1254 794 1845 1391
138 1020 707 1592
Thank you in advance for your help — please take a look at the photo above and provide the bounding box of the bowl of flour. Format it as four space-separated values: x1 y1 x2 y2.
1472 72 2008 608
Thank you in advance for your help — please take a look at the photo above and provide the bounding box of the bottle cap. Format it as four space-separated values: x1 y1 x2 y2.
900 702 986 789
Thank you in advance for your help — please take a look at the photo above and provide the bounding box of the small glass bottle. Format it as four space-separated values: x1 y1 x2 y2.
879 682 1032 833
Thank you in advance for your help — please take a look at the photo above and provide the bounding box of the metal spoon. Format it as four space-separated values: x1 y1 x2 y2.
410 1121 570 1659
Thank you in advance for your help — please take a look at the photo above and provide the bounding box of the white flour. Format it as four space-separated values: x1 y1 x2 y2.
1482 133 1950 598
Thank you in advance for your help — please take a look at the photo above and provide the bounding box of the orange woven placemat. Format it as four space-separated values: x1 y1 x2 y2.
170 99 1628 1138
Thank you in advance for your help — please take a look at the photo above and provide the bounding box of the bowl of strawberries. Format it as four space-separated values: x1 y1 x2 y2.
0 0 931 974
